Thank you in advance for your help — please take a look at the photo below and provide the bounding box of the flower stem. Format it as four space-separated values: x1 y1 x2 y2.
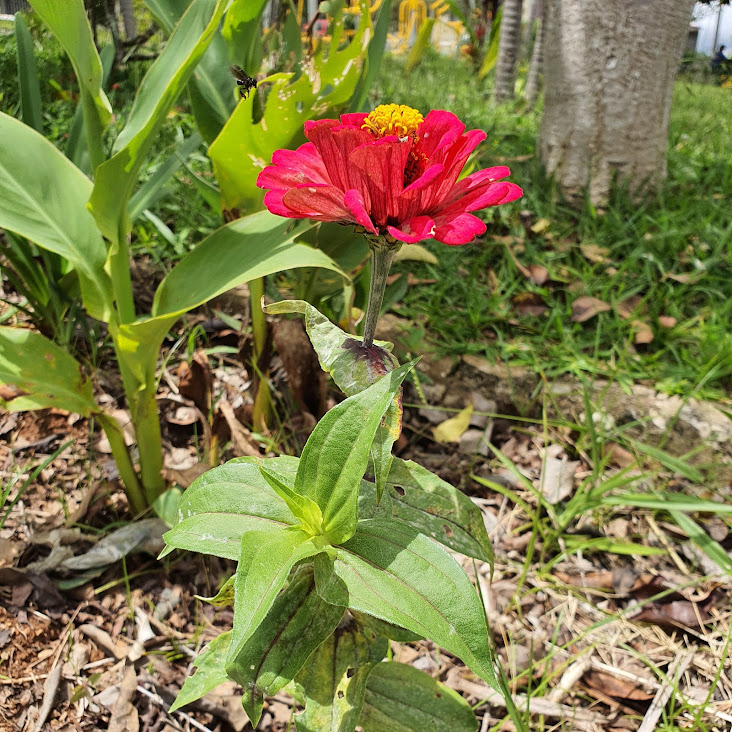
362 243 398 348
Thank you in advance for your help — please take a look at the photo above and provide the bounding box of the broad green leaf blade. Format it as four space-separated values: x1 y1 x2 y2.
669 510 732 574
226 529 324 674
114 213 343 392
360 458 494 564
89 0 227 244
144 0 234 144
315 519 500 692
601 494 732 514
30 0 112 128
0 327 97 416
208 0 372 211
265 300 402 502
230 566 345 725
196 575 235 606
169 631 231 712
14 13 43 133
221 0 268 73
351 611 422 643
163 457 299 560
360 662 478 732
296 362 415 544
153 214 341 317
293 616 388 732
404 17 435 74
0 112 112 321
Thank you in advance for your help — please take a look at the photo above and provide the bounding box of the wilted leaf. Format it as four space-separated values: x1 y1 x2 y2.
433 404 473 443
513 292 548 316
571 296 611 322
178 351 212 414
579 243 610 263
632 600 713 631
528 264 549 285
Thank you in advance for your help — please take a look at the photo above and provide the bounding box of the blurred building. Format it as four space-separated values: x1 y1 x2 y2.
692 1 732 55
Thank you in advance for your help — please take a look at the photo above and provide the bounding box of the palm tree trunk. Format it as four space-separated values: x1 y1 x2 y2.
119 0 137 40
493 0 523 102
525 17 543 107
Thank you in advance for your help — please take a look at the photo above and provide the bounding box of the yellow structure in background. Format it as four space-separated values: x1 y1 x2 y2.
389 0 466 55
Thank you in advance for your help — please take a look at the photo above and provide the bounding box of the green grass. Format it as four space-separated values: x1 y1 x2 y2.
372 53 732 399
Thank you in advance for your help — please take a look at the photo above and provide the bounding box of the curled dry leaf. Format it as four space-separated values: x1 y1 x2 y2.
571 296 611 322
178 350 213 415
583 670 655 702
432 404 474 443
513 292 549 316
616 294 643 320
528 264 549 285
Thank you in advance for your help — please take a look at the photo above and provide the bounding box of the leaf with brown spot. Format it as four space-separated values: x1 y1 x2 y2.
571 296 611 322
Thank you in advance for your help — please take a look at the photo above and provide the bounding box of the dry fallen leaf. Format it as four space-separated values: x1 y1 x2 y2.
513 292 549 316
433 404 474 443
580 243 610 263
658 315 677 328
571 296 611 322
583 670 655 702
616 294 643 320
528 264 549 285
531 217 551 234
540 455 579 504
632 320 654 344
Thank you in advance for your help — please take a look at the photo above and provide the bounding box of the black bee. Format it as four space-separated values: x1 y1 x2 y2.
230 66 258 99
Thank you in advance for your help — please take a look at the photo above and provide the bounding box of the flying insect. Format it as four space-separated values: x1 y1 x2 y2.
230 65 258 99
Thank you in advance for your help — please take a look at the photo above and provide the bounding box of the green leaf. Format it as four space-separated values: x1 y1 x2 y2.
0 112 112 321
226 529 325 675
163 457 299 560
669 510 732 574
221 0 268 76
624 438 705 484
196 575 235 606
265 300 402 500
478 4 501 79
170 631 231 712
0 327 98 416
315 519 500 692
208 0 372 211
357 458 494 564
30 0 112 129
404 17 435 75
259 465 324 532
296 362 415 544
229 566 345 725
293 616 388 732
360 662 478 732
350 611 422 643
89 0 227 245
601 493 732 514
114 213 343 393
14 13 43 133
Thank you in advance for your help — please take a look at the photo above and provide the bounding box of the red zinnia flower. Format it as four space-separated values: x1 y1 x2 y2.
256 104 523 246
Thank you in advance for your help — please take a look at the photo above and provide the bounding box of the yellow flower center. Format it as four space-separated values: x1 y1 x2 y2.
362 104 424 139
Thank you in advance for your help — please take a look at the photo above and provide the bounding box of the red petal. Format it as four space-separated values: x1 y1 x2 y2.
401 163 444 194
418 110 465 158
281 184 352 221
432 213 486 245
349 137 411 227
263 189 304 218
387 216 436 243
339 112 368 128
344 189 377 234
305 119 351 190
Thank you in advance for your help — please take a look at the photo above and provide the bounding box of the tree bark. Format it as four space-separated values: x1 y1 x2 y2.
525 16 543 107
493 0 523 102
539 0 695 205
119 0 137 40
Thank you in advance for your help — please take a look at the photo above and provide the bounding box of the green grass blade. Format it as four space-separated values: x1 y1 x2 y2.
14 12 43 133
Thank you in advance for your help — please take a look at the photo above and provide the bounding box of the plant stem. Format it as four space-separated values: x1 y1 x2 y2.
135 384 166 506
250 277 271 430
109 227 136 325
81 90 106 175
362 243 398 348
97 412 146 515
